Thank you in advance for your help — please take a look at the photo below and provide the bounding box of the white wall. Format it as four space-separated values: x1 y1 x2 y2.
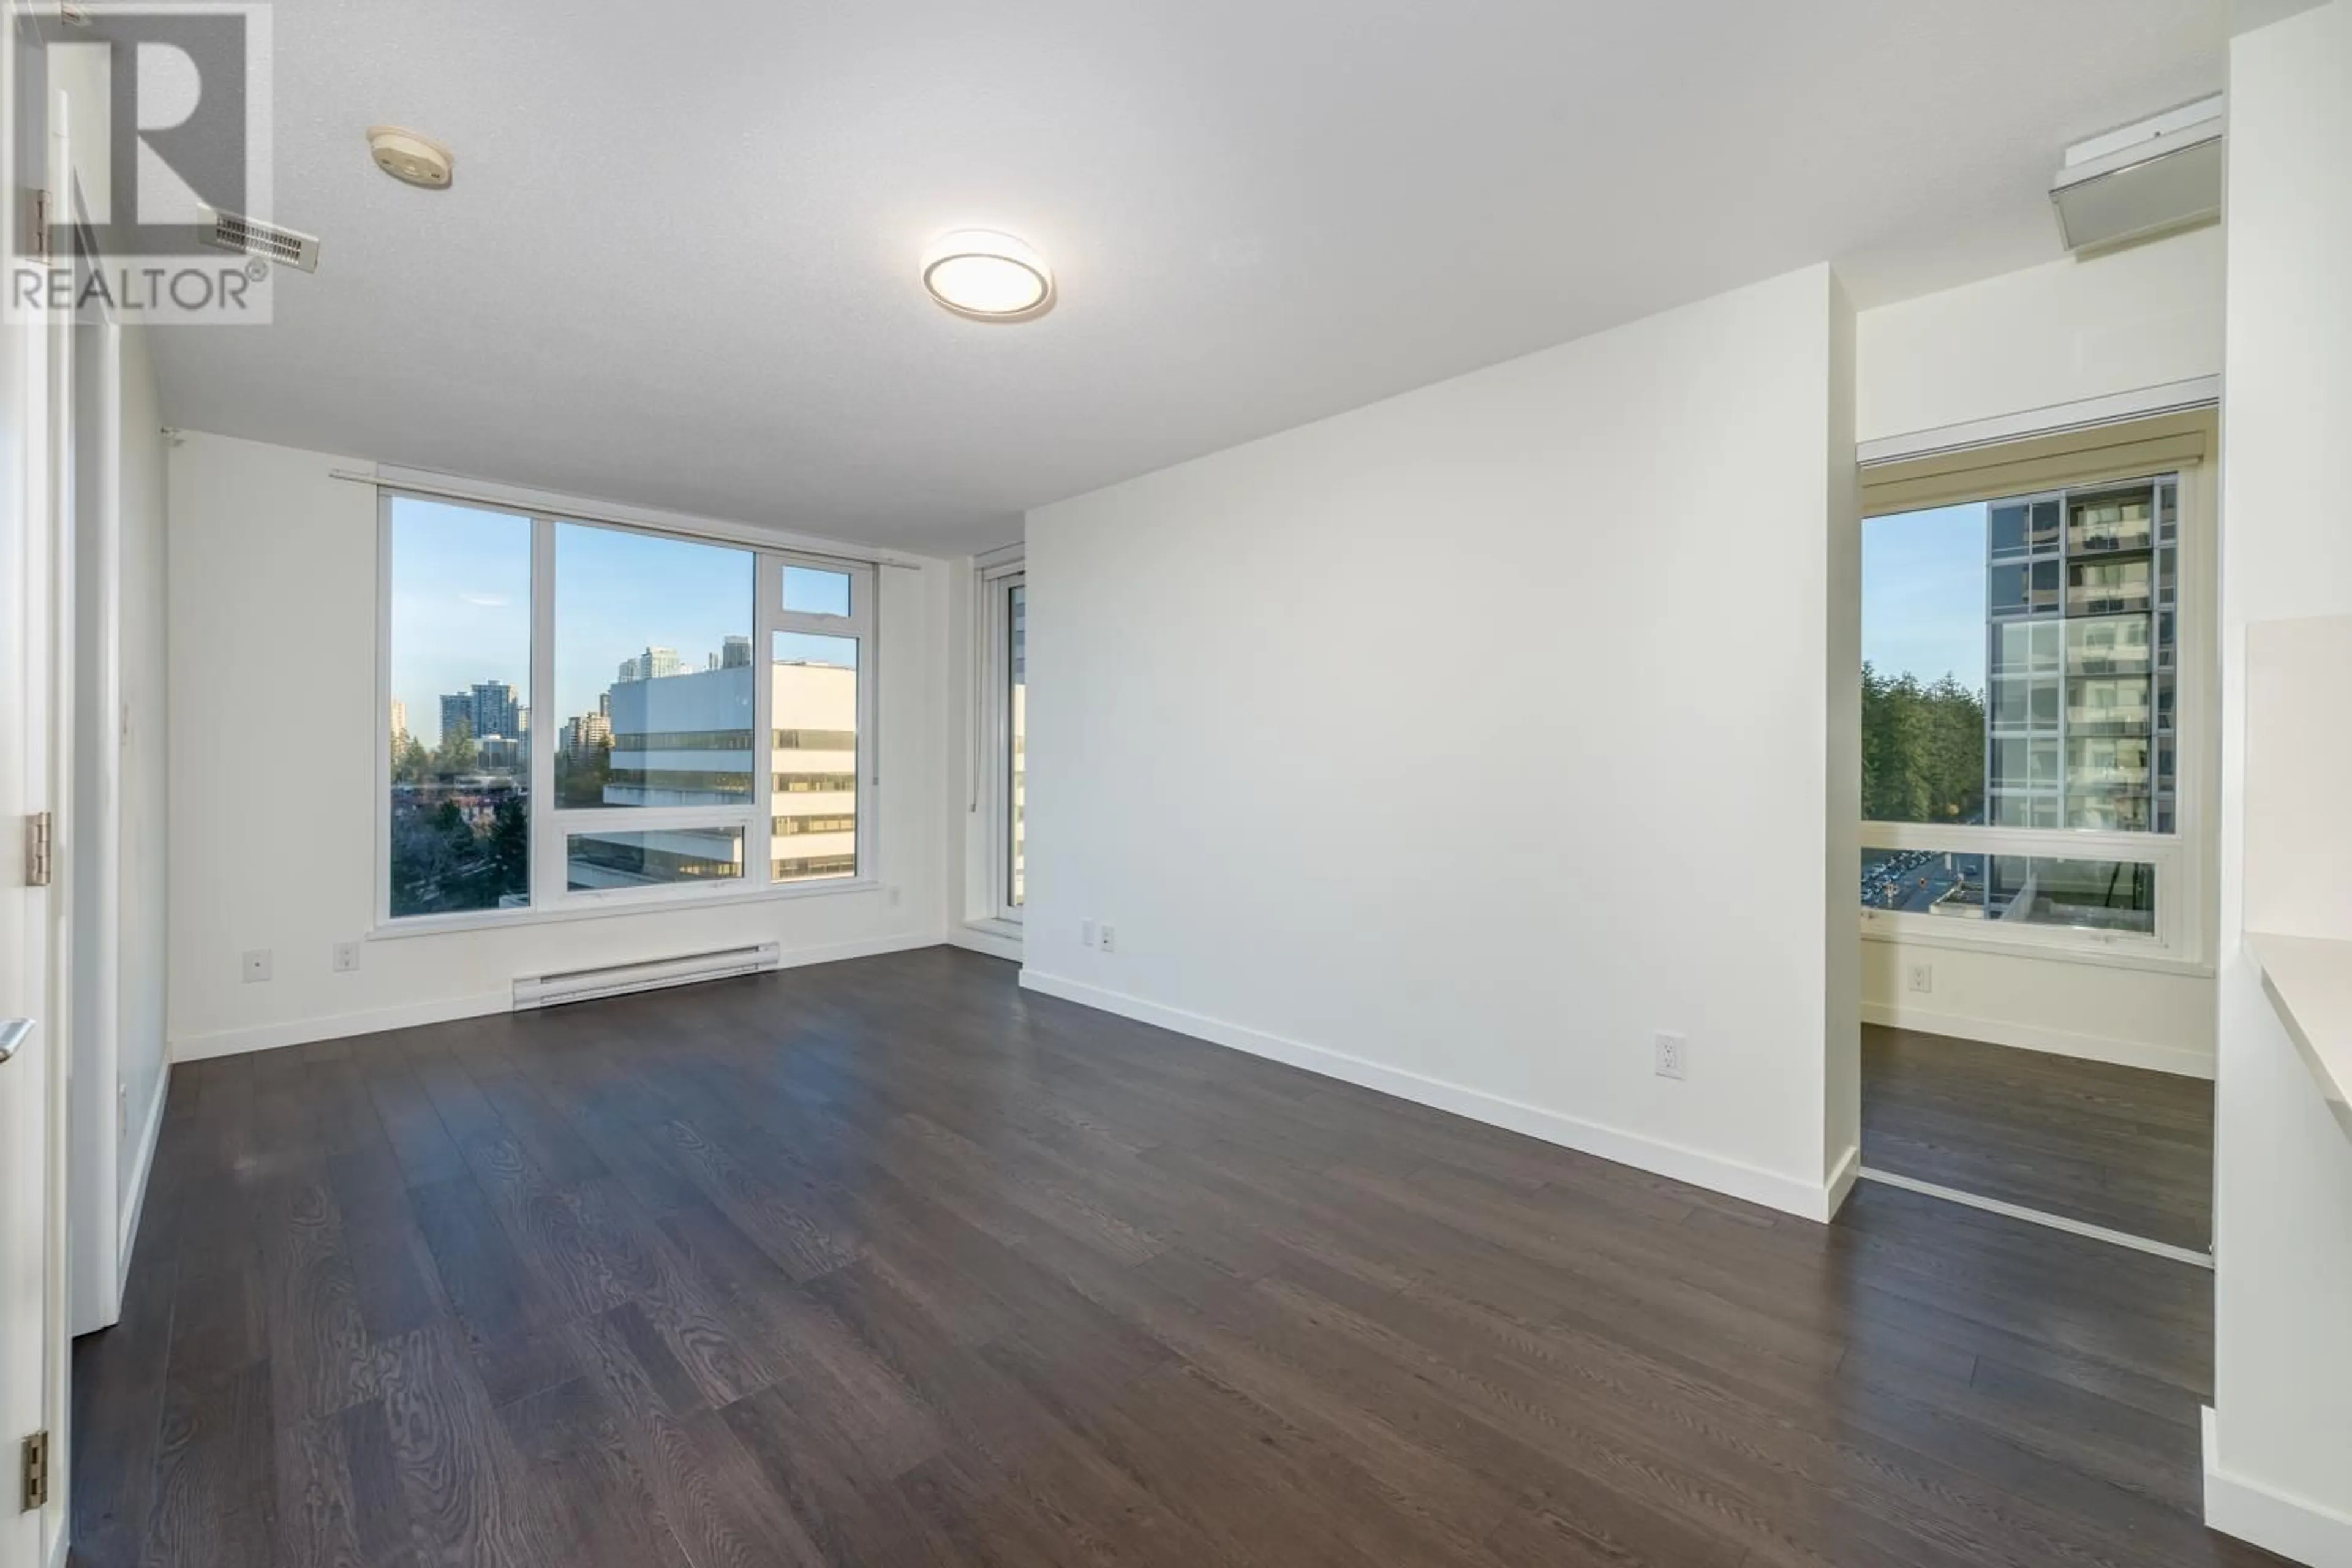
1853 230 2226 1079
1024 265 1860 1219
165 432 954 1058
1860 944 2214 1077
1856 222 2223 445
2206 4 2352 1561
117 328 166 1194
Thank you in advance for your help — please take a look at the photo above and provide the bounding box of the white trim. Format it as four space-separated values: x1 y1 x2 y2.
1858 823 2192 968
368 874 882 941
1857 376 2221 466
948 921 1023 962
1020 970 1847 1223
1859 1168 2213 1267
114 1061 167 1294
171 933 941 1061
1860 1000 2216 1079
345 462 935 569
173 989 514 1063
2204 1406 2352 1566
1860 918 2213 978
1823 1144 1862 1219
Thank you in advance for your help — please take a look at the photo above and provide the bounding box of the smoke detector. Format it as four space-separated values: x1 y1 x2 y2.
367 125 454 190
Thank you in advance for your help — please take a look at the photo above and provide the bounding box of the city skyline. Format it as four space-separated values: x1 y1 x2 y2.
391 499 766 749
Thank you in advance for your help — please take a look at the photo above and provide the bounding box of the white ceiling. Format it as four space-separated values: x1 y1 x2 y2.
148 0 2230 554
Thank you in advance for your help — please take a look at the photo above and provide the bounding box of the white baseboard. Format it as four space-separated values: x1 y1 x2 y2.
946 923 1023 962
1020 970 1845 1223
1823 1143 1861 1219
171 988 514 1062
116 1063 170 1288
1861 1000 2215 1080
170 933 943 1061
2205 1406 2352 1567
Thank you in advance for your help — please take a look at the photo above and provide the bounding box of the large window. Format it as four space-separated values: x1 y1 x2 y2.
385 499 533 918
1860 469 2198 961
381 492 876 926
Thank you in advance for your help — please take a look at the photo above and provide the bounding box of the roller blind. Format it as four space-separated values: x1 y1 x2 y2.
1861 407 2217 515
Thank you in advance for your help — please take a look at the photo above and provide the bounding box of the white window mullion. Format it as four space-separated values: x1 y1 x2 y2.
860 567 879 881
374 490 396 928
752 552 781 891
528 514 561 908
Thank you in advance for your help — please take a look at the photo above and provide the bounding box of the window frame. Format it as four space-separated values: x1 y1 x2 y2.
1858 456 2212 973
981 559 1026 924
374 489 881 935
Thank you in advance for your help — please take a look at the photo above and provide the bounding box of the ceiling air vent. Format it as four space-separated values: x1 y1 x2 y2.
2049 95 2224 254
197 206 322 273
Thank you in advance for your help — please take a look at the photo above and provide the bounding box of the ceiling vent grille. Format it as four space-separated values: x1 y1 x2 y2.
197 206 322 273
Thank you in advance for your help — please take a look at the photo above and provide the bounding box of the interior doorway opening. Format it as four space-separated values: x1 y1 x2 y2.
1851 409 2221 1264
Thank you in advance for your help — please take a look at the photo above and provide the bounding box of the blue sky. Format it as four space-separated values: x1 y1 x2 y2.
387 500 533 747
390 500 750 746
390 499 861 747
549 521 753 724
1862 502 1986 694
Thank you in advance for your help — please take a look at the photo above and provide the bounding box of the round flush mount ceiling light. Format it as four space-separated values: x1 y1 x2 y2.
367 125 455 189
921 230 1054 322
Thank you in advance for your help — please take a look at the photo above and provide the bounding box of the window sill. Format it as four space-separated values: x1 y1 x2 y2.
371 876 883 941
1860 916 2213 978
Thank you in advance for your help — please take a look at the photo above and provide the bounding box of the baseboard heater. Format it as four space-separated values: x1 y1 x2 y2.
513 941 782 1009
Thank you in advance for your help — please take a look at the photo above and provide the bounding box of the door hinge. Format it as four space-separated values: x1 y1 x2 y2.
26 188 50 263
24 812 51 888
20 1430 48 1511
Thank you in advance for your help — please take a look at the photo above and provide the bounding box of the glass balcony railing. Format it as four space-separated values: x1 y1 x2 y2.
2067 707 2153 732
2068 586 2152 616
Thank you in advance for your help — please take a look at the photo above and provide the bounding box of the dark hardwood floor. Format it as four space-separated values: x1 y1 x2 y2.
74 947 2278 1567
1861 1024 2215 1253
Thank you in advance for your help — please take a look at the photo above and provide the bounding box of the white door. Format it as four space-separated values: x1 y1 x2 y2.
2 5 67 1563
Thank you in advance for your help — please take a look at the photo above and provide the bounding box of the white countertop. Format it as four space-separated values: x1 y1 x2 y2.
2246 932 2352 1143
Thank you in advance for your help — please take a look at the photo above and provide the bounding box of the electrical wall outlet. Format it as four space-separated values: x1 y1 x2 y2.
1907 962 1934 995
1099 923 1117 954
1654 1032 1686 1080
1080 918 1098 948
241 949 273 983
333 941 360 974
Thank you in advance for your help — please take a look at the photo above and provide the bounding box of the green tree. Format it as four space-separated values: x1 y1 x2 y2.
1861 662 1985 824
488 796 529 901
433 720 478 778
554 736 613 808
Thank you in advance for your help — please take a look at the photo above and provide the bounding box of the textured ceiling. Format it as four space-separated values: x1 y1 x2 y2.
146 0 2230 554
